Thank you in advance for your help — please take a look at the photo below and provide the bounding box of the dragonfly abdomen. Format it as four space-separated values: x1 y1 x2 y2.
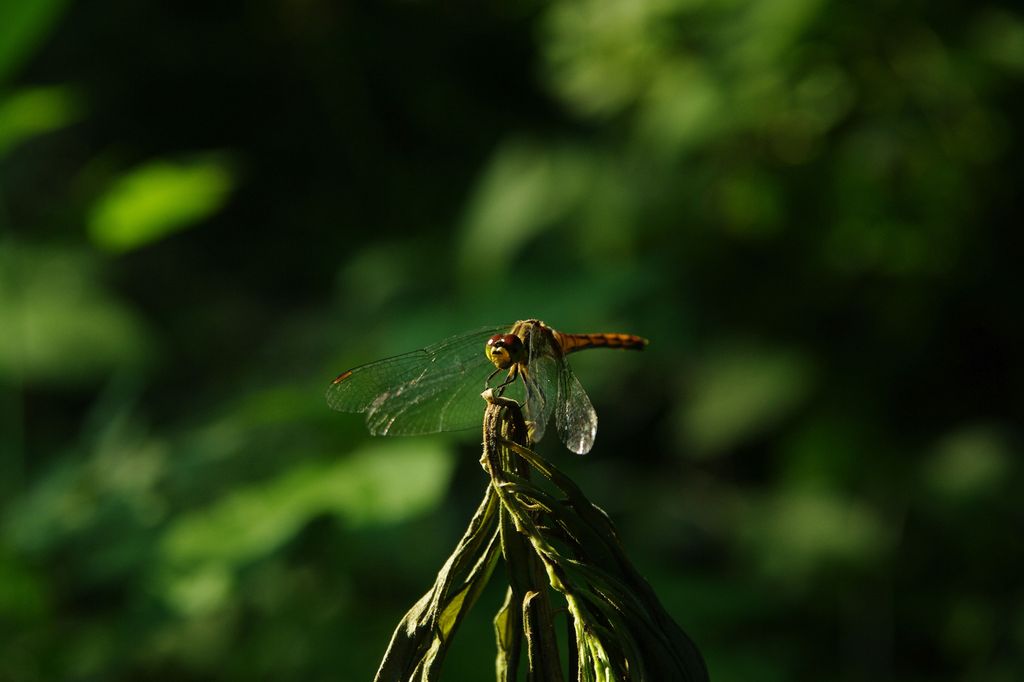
556 332 649 355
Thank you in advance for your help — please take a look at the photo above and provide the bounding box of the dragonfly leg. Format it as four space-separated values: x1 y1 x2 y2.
518 369 540 440
494 365 519 397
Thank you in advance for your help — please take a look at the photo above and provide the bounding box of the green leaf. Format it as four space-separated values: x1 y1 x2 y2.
739 490 890 579
0 246 149 384
458 141 592 279
924 426 1011 501
494 587 522 682
482 399 709 682
682 345 814 457
0 85 81 157
88 155 235 253
0 0 70 83
160 441 454 569
523 590 564 682
374 485 502 682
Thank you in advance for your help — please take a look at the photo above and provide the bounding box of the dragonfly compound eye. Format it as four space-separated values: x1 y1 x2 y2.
485 333 524 369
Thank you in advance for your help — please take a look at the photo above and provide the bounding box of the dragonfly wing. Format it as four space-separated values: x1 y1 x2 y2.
326 325 506 436
555 360 598 455
520 326 561 444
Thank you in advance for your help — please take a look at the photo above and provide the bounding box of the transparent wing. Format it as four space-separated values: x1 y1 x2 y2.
325 325 508 436
519 325 562 445
555 359 598 455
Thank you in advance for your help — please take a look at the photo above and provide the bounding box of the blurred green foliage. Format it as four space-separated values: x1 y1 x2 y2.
88 155 236 253
1 0 1022 680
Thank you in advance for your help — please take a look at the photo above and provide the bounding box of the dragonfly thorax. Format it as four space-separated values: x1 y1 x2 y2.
485 333 525 370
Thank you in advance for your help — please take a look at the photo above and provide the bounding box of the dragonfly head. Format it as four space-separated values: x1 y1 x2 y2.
485 333 525 370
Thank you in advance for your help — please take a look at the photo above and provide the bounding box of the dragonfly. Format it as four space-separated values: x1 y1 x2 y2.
326 319 648 454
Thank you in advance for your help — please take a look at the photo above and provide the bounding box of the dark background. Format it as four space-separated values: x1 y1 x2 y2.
2 1 1022 680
